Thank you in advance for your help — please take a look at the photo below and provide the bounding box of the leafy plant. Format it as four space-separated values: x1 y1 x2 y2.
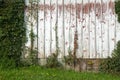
115 0 120 22
64 49 79 67
46 53 62 68
0 0 26 68
64 53 75 66
100 41 120 73
21 47 38 66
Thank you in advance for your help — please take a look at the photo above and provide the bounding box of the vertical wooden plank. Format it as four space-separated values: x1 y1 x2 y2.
55 0 58 54
33 0 38 51
64 0 71 56
51 0 56 54
69 0 76 56
94 0 97 58
76 0 82 58
43 0 46 58
68 0 72 56
50 0 52 55
106 0 110 57
29 0 38 54
82 0 90 58
38 0 44 59
44 0 51 57
36 0 39 59
101 0 105 58
101 0 104 58
95 0 102 58
102 0 108 58
89 0 96 58
100 0 103 58
109 0 116 57
74 0 78 59
57 0 63 58
81 0 84 58
62 0 65 58
24 1 29 49
25 6 31 49
110 1 115 58
88 0 91 58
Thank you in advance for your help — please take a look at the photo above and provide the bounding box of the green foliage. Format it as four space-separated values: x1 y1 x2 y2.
22 33 38 66
21 47 38 66
100 41 120 73
0 66 120 80
0 0 26 68
64 53 75 66
0 57 16 69
112 41 120 57
115 0 120 22
64 50 79 67
46 53 62 68
30 48 38 65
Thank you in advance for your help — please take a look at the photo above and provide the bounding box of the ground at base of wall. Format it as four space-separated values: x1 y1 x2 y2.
64 58 104 72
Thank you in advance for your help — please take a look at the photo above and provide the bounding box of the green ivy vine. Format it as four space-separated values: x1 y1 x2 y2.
115 0 120 22
0 0 26 68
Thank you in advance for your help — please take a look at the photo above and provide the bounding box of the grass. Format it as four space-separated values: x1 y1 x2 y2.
0 66 120 80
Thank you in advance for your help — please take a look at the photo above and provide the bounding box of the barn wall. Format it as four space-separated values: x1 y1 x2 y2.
25 0 120 59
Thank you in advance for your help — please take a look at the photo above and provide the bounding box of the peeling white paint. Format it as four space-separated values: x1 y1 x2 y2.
25 0 120 58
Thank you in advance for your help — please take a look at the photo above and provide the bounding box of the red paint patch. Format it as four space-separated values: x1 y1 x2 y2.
86 37 88 39
25 1 115 19
83 26 86 28
83 3 89 14
76 4 82 19
58 5 62 14
89 3 95 12
71 25 75 28
65 42 68 45
101 20 106 24
109 1 115 14
66 27 68 30
112 23 115 26
112 38 115 41
102 3 107 13
40 19 43 21
83 50 87 52
39 4 44 11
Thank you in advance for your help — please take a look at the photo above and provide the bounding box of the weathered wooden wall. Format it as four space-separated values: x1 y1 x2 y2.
25 0 120 59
